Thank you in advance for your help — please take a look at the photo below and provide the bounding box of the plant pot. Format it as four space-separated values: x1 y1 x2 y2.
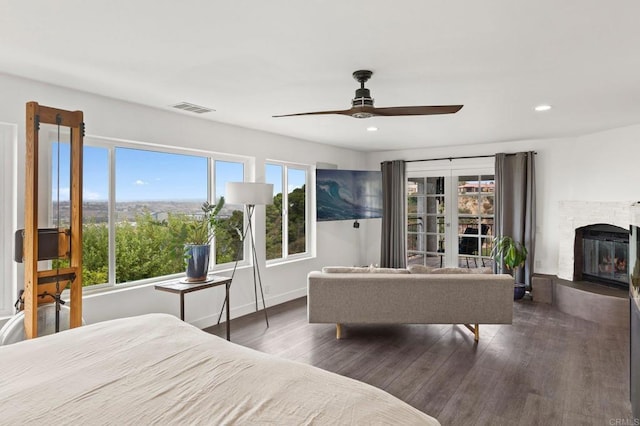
185 244 210 282
514 283 526 300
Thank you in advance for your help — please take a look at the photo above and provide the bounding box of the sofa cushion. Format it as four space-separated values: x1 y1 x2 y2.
407 265 435 274
430 267 494 274
369 267 410 274
322 266 371 273
321 266 410 274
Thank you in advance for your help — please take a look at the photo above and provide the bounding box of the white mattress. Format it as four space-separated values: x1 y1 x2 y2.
0 313 439 425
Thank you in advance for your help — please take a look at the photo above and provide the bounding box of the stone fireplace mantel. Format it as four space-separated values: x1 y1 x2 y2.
557 200 634 281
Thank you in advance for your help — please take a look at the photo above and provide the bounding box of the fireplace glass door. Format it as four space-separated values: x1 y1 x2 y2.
582 237 629 285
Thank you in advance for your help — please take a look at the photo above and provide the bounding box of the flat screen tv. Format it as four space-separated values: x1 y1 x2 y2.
316 169 382 221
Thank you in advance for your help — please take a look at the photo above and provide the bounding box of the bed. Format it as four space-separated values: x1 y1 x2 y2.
0 313 439 425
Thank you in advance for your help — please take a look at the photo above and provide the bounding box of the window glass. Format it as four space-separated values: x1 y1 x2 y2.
265 164 283 260
114 148 207 284
52 143 109 287
457 174 494 267
407 176 446 268
214 160 244 264
287 168 306 255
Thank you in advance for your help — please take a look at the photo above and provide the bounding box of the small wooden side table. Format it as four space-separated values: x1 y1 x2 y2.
155 275 232 341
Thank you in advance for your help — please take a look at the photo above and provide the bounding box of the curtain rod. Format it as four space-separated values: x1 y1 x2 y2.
402 152 537 163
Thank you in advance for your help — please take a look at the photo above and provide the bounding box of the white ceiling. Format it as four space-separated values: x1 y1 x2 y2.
1 1 639 152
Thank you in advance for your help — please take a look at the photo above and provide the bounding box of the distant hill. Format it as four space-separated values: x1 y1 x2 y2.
52 200 236 224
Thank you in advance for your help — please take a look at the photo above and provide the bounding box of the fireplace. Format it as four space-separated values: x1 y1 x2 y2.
574 224 629 289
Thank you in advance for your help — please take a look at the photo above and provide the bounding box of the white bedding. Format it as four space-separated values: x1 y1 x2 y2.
0 313 439 425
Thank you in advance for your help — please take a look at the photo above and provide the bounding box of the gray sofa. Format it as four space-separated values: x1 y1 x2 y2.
307 267 514 341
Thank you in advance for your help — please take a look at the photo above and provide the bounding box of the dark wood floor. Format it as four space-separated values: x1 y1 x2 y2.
205 298 633 425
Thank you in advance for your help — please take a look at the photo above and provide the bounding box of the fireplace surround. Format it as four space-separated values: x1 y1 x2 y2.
557 200 633 282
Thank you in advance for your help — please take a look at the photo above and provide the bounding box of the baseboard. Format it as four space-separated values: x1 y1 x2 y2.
190 287 307 329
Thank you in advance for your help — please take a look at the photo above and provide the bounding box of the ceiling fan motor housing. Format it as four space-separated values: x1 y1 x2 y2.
351 90 375 118
352 88 374 107
351 70 375 117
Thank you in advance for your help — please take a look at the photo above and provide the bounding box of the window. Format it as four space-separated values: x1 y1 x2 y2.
50 137 248 289
407 159 494 269
265 162 310 262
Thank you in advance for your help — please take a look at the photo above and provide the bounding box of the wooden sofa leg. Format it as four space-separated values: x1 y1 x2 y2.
336 323 342 339
463 323 479 342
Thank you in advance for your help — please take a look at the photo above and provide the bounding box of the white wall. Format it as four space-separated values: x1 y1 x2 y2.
0 72 374 328
365 124 640 276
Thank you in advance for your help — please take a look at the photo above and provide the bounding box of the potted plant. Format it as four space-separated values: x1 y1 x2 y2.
181 198 225 282
491 235 528 300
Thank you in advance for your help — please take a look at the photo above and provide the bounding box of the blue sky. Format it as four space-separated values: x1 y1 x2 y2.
53 144 305 202
266 163 306 196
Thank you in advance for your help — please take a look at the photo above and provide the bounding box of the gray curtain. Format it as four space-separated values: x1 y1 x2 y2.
495 152 536 288
380 160 406 268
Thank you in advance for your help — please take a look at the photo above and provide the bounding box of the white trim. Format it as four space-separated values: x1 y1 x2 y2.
0 123 17 317
108 146 116 285
188 286 307 329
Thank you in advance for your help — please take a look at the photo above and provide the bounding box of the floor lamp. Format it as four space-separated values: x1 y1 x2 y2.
222 182 273 327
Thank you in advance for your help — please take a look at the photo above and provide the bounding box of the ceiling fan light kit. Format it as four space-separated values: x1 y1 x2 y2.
273 70 463 119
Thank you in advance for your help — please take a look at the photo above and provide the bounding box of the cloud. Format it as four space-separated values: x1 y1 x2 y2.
53 187 70 201
134 179 148 185
84 190 103 201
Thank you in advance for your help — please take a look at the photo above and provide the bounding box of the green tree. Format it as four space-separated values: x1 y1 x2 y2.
287 186 306 255
215 210 244 264
266 193 283 260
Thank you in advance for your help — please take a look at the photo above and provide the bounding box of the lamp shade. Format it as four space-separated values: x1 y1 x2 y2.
225 182 274 205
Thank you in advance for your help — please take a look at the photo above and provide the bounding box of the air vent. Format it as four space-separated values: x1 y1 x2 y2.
171 102 215 114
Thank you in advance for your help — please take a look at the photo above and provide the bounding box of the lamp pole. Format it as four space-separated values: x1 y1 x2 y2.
218 182 272 329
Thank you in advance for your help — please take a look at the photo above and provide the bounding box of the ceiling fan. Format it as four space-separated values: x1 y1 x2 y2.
273 70 463 119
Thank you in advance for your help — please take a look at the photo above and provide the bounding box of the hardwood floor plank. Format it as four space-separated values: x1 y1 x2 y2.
204 297 633 424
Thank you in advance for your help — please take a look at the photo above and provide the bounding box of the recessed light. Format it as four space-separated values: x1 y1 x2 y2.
534 104 552 112
366 126 378 132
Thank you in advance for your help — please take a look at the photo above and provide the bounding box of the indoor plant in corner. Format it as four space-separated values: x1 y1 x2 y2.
491 235 528 300
181 198 225 282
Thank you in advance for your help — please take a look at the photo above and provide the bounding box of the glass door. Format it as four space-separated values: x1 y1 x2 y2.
407 176 446 268
406 160 494 269
456 174 495 268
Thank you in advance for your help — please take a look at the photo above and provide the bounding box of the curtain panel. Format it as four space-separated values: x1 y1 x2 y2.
380 160 406 268
494 152 536 288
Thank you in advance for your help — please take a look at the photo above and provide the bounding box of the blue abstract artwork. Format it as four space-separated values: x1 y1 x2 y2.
316 169 383 221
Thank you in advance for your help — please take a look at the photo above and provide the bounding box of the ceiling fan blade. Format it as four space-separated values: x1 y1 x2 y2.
272 109 353 118
370 105 463 116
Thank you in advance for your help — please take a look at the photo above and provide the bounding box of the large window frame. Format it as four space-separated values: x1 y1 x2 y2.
46 132 251 291
265 160 313 265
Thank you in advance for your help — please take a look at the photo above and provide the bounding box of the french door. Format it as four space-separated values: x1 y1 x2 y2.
407 163 495 268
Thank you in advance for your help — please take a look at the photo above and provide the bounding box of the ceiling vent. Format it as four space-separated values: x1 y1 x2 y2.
171 102 215 114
